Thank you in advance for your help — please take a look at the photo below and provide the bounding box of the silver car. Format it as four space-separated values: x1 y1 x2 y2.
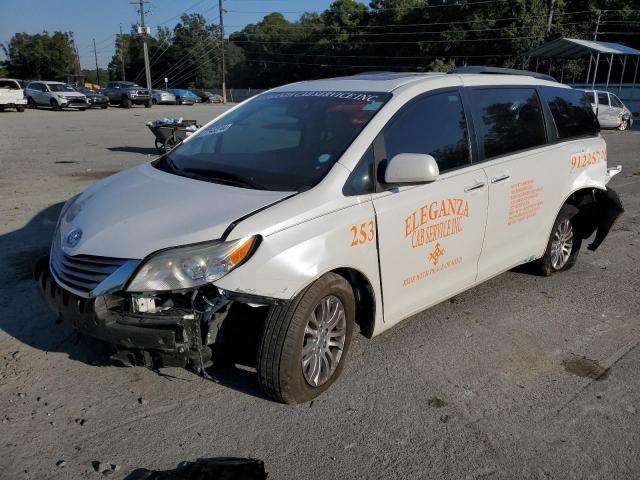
25 81 88 111
583 89 633 130
152 90 177 105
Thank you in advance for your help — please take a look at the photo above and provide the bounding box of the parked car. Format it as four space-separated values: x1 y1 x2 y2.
25 81 88 111
583 89 633 131
36 68 623 404
74 86 109 109
152 90 177 105
102 81 152 108
190 89 216 103
209 93 224 103
167 88 197 105
0 78 27 112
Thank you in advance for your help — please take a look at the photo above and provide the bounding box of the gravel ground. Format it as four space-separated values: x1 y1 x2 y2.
0 104 639 479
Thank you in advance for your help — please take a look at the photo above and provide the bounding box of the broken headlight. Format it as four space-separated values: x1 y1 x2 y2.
126 236 258 292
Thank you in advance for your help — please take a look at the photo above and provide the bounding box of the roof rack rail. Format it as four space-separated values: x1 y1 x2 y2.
448 66 557 82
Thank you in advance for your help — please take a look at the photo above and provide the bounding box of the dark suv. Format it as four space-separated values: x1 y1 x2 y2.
102 81 152 108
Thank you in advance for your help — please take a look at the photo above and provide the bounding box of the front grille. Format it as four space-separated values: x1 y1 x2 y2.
67 98 87 105
50 243 128 295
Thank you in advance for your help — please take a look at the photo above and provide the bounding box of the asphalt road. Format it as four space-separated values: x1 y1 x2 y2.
0 104 639 479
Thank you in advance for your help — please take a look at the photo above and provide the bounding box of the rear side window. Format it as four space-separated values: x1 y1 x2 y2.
383 91 470 172
597 92 609 106
542 87 599 140
471 88 547 159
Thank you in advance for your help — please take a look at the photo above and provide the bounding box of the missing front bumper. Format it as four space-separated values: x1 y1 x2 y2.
34 256 211 368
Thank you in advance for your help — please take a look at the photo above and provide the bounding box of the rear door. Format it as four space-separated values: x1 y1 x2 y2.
372 89 489 325
469 86 558 280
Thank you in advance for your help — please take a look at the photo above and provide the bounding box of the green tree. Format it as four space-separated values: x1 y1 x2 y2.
2 32 78 80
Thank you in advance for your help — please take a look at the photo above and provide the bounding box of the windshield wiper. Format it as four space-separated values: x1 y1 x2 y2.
180 167 264 190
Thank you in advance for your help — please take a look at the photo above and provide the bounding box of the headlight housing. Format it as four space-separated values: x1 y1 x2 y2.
126 236 259 292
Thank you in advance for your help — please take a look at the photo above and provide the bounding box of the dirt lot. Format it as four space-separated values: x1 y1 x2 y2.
1 104 639 479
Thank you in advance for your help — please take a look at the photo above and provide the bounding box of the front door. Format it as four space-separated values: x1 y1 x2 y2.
371 89 489 326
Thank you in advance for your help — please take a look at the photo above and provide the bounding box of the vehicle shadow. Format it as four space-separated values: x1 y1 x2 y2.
123 457 267 480
0 202 113 366
107 146 159 156
0 203 269 399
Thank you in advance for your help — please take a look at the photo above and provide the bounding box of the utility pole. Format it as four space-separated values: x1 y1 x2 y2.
119 25 126 81
93 39 101 86
132 0 152 96
219 0 227 104
546 0 556 34
593 9 602 41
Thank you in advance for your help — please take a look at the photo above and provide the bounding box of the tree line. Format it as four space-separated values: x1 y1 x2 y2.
2 0 638 88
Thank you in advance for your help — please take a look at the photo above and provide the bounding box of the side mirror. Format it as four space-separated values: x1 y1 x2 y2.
384 153 439 185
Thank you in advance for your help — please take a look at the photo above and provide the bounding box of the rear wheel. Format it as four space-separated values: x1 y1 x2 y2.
257 273 355 404
101 105 108 109
16 105 25 112
535 205 582 276
27 97 36 109
152 98 157 105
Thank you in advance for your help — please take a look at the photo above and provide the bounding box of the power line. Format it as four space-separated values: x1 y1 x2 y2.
231 35 542 45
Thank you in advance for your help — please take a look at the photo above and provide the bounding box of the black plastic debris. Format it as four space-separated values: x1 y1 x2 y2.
125 457 267 480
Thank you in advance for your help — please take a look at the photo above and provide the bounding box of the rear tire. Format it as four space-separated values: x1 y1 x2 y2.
257 273 355 404
101 105 108 109
535 205 582 276
27 97 36 109
152 98 157 105
16 105 25 112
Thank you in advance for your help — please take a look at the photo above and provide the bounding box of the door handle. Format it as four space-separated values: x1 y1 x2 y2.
491 174 511 184
464 182 485 192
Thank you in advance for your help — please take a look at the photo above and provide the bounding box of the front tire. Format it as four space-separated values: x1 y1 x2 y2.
257 273 355 404
535 205 581 276
16 105 25 112
145 99 152 108
618 118 629 131
122 96 132 108
50 99 61 111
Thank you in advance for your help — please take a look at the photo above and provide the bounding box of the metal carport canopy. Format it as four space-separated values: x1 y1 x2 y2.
526 38 640 59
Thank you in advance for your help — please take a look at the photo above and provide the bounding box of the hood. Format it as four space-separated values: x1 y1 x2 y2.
57 163 292 259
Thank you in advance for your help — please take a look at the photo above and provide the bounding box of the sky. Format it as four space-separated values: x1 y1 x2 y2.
0 0 335 69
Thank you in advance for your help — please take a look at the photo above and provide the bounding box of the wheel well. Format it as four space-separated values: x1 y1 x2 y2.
563 187 607 244
332 268 376 338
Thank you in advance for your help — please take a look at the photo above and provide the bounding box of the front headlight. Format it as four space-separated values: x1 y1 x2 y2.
126 236 259 292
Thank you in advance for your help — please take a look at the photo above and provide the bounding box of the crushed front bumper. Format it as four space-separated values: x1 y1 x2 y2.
34 256 210 368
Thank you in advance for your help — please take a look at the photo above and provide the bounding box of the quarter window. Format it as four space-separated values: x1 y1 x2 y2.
471 88 547 159
383 91 470 172
542 87 599 140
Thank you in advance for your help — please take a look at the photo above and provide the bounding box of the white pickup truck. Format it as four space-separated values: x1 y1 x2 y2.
0 78 27 112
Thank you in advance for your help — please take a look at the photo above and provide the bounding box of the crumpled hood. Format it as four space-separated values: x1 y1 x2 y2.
57 163 292 259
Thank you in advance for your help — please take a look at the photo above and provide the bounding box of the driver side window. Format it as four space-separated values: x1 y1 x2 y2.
383 91 471 172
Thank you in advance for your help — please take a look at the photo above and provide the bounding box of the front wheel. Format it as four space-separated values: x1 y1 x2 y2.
121 96 132 108
257 273 355 404
16 105 25 112
535 205 582 276
145 99 152 108
618 118 630 131
27 97 36 109
50 99 61 111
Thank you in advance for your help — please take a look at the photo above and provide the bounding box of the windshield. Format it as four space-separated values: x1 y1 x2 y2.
157 90 391 191
49 84 76 92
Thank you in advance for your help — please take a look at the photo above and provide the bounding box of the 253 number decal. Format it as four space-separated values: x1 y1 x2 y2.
350 221 375 247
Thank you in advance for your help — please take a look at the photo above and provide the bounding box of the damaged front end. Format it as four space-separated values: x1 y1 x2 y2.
570 184 624 251
34 256 273 371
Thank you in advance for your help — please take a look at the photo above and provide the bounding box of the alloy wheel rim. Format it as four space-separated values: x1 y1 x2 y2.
550 219 573 270
302 295 346 387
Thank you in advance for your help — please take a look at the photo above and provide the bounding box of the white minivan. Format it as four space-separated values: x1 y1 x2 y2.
36 67 623 403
